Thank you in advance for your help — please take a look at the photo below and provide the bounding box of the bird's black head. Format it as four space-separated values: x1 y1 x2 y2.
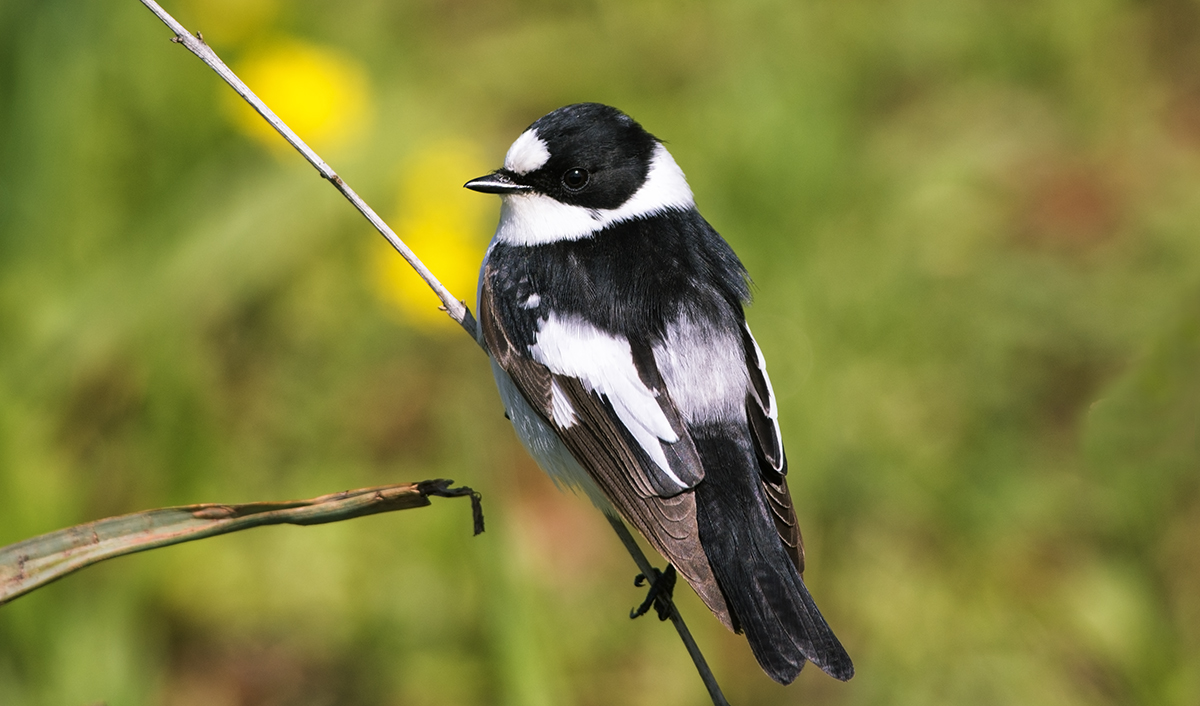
466 103 661 210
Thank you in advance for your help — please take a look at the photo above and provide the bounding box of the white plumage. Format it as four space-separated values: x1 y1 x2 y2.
504 128 551 175
494 144 695 246
529 312 684 486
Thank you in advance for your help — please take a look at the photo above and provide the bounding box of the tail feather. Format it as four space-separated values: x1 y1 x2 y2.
692 432 854 684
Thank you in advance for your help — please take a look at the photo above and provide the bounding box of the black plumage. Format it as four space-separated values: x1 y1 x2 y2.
484 208 748 348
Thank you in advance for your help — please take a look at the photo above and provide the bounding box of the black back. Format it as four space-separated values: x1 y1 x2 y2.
485 208 751 349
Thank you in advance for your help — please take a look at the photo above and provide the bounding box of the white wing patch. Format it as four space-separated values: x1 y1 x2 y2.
548 378 577 427
653 313 749 426
529 312 684 484
504 129 551 175
520 293 541 309
494 143 695 246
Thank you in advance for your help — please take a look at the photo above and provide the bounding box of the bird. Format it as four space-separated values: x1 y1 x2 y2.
464 102 853 685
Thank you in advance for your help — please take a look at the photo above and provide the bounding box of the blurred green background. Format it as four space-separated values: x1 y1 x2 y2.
2 0 1199 704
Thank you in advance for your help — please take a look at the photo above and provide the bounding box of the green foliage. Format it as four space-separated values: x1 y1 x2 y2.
2 0 1199 704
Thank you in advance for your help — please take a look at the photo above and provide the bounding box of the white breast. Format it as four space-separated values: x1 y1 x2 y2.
490 359 613 512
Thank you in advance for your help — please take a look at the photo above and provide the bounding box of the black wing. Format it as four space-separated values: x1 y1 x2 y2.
479 269 734 629
742 323 805 574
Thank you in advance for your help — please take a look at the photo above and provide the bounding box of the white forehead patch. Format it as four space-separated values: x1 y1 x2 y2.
504 129 551 175
492 143 695 246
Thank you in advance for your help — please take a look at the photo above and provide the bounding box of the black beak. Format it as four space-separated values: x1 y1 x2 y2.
464 170 533 195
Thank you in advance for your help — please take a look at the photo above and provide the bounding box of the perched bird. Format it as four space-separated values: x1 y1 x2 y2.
465 103 853 684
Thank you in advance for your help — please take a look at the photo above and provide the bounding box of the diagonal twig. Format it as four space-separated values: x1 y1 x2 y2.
136 0 478 341
0 479 482 606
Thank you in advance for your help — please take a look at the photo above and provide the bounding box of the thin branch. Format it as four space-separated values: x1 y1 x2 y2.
607 516 733 706
136 0 478 341
0 479 481 606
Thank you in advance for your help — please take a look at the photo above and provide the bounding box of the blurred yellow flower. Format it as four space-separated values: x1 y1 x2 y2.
371 140 494 329
181 0 279 45
225 39 371 152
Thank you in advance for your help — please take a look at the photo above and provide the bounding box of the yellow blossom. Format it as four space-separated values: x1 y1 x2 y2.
371 140 494 329
225 39 371 153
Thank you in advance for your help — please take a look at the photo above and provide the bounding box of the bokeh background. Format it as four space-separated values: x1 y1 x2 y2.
2 0 1199 704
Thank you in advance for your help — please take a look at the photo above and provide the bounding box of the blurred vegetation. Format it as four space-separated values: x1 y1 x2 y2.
1 0 1199 704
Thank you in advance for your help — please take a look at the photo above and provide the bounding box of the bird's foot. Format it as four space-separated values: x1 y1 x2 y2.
629 564 677 621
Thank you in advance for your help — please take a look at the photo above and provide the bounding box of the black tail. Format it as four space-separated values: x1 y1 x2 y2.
692 431 854 684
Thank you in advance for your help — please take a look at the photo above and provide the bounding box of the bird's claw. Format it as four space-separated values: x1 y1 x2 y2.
629 564 676 621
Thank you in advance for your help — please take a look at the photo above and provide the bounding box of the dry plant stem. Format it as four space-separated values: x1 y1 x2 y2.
607 515 733 706
132 2 729 701
136 0 478 341
0 481 475 606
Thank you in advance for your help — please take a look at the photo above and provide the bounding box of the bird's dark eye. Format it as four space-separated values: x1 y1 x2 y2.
562 168 589 191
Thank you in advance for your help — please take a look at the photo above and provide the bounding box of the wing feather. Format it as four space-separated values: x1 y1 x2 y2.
480 272 733 628
761 465 805 574
741 324 805 574
742 324 785 474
